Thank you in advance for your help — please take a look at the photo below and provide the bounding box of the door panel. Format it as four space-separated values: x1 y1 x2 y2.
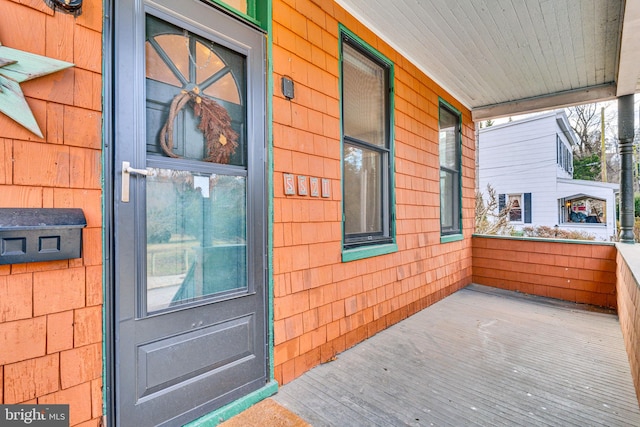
136 314 255 400
112 1 266 425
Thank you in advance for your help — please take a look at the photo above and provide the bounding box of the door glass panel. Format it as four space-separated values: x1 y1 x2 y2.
146 168 247 313
203 73 241 104
145 43 182 87
195 41 226 84
154 34 190 83
145 15 246 166
144 13 249 314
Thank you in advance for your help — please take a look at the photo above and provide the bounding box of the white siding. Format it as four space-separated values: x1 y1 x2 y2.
557 178 619 240
478 111 619 240
479 113 558 227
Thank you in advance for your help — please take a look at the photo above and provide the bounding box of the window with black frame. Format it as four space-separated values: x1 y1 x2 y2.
439 103 461 236
341 32 393 250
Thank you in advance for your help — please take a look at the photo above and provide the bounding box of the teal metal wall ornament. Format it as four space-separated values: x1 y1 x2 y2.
0 43 74 138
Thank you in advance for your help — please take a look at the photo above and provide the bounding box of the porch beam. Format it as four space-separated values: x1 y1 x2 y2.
471 83 617 122
618 94 636 243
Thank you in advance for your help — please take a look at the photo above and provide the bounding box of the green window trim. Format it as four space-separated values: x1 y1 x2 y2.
440 234 464 244
205 0 267 30
339 24 397 260
338 24 394 68
342 243 398 262
438 97 463 237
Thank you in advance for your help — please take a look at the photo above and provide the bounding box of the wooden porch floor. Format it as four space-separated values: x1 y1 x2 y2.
273 284 640 426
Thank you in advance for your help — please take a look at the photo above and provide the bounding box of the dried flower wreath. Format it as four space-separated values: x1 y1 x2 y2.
159 87 238 164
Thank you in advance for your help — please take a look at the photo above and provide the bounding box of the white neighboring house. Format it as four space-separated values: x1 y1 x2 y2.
478 110 619 241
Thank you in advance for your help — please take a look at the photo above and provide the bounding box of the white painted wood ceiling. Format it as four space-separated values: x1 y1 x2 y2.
336 0 640 120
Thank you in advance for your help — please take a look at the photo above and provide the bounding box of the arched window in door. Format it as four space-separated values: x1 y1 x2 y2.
144 15 246 166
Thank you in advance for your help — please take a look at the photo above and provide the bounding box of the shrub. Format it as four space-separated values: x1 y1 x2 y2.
475 184 513 235
521 225 595 241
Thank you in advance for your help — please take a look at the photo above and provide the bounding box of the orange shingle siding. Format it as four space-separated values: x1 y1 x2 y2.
472 236 617 308
617 251 640 406
0 1 103 425
272 0 475 386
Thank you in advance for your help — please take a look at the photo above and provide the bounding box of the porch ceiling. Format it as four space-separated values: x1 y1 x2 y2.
336 0 640 121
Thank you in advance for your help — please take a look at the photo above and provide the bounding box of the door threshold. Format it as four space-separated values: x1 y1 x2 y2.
185 380 279 426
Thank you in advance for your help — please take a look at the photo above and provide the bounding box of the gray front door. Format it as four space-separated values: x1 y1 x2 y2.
112 1 267 425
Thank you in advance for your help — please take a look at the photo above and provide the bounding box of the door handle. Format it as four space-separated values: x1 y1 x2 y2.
121 161 149 203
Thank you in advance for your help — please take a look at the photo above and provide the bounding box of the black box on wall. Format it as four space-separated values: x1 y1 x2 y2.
0 208 87 265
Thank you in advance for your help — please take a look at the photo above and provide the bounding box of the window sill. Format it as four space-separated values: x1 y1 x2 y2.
342 243 398 262
440 234 463 243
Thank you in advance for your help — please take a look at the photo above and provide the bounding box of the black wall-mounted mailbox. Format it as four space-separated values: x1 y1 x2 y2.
0 208 87 265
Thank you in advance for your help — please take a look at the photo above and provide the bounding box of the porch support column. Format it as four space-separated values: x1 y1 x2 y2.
618 94 635 243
